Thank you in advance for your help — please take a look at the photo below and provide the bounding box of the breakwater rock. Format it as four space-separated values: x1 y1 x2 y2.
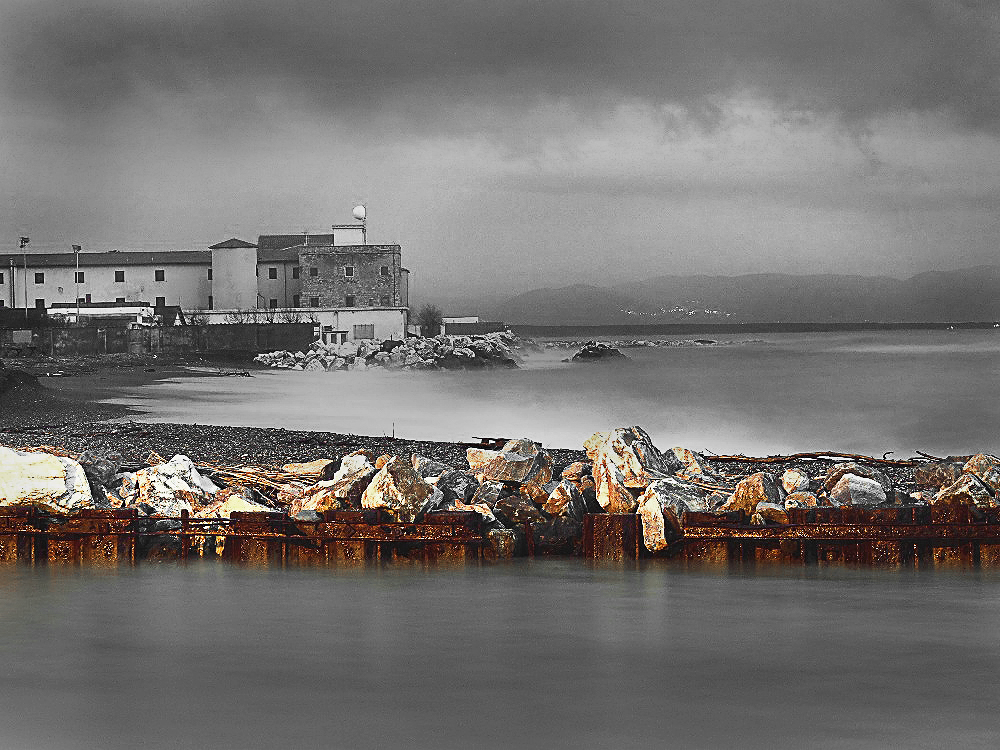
254 332 522 372
3 425 999 562
569 341 628 363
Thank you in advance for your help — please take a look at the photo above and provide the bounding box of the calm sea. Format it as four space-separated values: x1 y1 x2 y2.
3 329 996 749
1 562 998 750
110 328 1000 456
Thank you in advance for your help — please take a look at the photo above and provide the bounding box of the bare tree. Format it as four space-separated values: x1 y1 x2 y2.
415 304 444 336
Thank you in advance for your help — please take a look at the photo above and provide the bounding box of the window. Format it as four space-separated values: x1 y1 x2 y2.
0 272 4 283
292 294 300 307
208 296 213 310
344 266 355 278
344 294 356 307
309 267 318 277
77 297 86 305
35 298 45 309
155 296 166 307
115 270 125 282
380 295 390 306
75 271 85 283
380 265 390 277
154 269 165 282
207 268 213 280
268 267 277 279
353 324 375 340
85 294 92 303
309 297 319 308
268 298 278 309
292 267 300 279
116 297 126 303
0 300 5 308
34 272 44 284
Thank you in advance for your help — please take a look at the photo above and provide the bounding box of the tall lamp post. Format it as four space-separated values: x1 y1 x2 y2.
72 245 82 321
19 237 29 321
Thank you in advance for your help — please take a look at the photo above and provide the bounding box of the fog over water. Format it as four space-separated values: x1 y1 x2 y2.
110 330 1000 456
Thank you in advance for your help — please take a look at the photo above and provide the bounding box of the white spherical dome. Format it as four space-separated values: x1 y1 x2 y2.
352 205 366 221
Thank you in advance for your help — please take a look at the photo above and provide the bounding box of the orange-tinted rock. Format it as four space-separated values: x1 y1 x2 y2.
493 493 546 526
467 439 552 486
584 427 673 489
668 447 714 480
933 474 995 511
751 502 789 525
784 491 818 509
914 462 963 490
281 458 337 481
361 457 435 522
560 461 596 494
781 468 810 494
725 472 781 514
635 478 705 551
542 479 587 521
963 454 1000 493
375 454 392 470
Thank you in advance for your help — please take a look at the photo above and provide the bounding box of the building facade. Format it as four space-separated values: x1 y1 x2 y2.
1 233 411 341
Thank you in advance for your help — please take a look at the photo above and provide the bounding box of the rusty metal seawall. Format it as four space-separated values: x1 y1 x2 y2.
0 509 486 567
585 507 1000 569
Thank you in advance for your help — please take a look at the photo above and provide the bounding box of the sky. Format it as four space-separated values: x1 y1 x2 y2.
2 0 999 302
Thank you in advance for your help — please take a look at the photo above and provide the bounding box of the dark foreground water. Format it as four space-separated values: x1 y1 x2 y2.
2 562 999 750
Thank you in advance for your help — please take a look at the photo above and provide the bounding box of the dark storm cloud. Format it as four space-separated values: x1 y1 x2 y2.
3 0 999 131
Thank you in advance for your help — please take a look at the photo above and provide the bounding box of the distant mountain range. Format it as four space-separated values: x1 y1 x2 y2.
478 265 1000 325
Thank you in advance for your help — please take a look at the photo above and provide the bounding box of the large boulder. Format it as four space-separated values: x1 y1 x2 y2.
281 458 337 482
467 439 552 486
585 426 674 513
411 455 454 480
914 462 964 490
493 493 546 527
289 451 377 514
720 472 782 514
571 342 628 362
361 457 436 522
560 461 595 495
195 488 275 518
434 470 480 504
119 454 219 516
933 474 995 511
751 502 789 525
829 474 887 506
781 468 811 494
635 478 705 552
784 491 819 509
542 479 587 521
824 463 892 495
667 447 713 479
0 447 93 513
963 454 1000 493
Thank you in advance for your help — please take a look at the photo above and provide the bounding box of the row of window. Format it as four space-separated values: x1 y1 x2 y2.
25 296 170 309
262 265 392 279
262 295 393 308
19 270 167 285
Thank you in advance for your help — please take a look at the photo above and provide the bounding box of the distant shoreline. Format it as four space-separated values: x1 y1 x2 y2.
512 321 1000 337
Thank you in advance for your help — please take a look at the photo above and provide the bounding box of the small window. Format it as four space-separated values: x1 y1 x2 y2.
352 324 375 340
85 294 92 303
34 272 44 284
344 266 355 278
154 269 165 282
35 298 45 309
115 270 125 282
77 297 86 305
0 272 4 283
309 267 318 277
309 297 320 308
268 267 277 279
208 296 213 310
207 268 213 280
155 296 166 307
380 265 390 277
268 298 278 309
345 294 356 307
0 300 5 308
380 295 390 306
292 294 300 307
75 271 85 283
292 267 300 279
116 297 126 303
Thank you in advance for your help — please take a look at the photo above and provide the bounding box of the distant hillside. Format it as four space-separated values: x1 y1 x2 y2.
484 265 1000 325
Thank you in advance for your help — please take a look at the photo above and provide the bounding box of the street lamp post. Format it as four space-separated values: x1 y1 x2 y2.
19 237 29 320
73 245 82 322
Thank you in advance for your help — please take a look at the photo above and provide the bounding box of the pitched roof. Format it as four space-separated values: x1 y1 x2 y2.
209 238 257 249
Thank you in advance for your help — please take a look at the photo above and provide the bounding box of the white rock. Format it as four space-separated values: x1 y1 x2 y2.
0 447 93 513
119 454 219 516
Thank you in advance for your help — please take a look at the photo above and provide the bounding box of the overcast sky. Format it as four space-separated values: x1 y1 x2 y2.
2 0 999 300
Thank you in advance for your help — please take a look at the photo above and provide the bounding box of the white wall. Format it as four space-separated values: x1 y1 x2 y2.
5 262 210 309
211 247 258 310
190 307 407 341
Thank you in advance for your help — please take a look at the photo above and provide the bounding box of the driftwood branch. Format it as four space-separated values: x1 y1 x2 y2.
705 451 926 467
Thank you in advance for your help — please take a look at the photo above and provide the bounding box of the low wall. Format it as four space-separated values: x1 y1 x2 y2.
16 323 316 357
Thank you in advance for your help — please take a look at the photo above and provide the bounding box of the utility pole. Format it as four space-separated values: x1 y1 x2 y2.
19 237 29 321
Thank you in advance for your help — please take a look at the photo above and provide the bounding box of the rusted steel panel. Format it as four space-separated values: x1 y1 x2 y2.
583 514 641 561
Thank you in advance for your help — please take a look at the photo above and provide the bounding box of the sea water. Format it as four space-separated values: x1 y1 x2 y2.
108 329 1000 456
0 562 998 749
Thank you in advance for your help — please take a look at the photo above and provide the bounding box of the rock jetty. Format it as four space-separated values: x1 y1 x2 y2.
254 332 522 372
3 424 999 561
